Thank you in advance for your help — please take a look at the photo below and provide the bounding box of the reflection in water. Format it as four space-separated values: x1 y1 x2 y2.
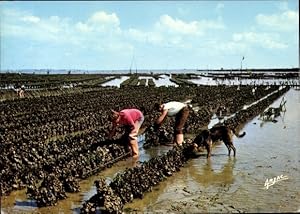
153 75 178 87
189 157 236 187
124 156 237 212
14 200 39 213
137 134 172 163
15 200 37 207
101 76 130 87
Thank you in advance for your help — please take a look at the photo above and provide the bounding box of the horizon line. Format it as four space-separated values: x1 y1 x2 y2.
1 67 299 72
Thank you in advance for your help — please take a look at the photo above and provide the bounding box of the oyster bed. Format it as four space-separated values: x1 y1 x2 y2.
80 86 289 213
0 85 288 209
81 144 194 214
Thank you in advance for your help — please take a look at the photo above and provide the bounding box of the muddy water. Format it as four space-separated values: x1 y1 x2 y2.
1 88 299 213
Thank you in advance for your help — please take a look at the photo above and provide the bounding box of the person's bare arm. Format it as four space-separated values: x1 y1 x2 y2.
156 109 168 125
108 122 117 139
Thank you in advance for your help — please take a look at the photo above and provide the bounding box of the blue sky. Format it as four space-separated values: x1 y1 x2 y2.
0 1 299 71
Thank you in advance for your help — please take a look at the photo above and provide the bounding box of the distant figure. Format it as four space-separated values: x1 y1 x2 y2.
252 87 256 96
108 108 144 158
154 101 190 146
216 105 227 119
17 85 25 98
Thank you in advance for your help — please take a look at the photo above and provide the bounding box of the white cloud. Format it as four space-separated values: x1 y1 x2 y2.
156 15 200 35
2 7 227 53
88 11 120 26
127 29 147 42
146 32 164 45
155 14 225 36
80 11 122 35
233 32 288 49
256 10 299 31
125 14 225 50
21 15 40 23
75 22 91 32
1 8 125 51
2 8 72 42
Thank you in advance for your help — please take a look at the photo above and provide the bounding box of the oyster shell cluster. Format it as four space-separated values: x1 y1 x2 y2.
26 173 68 207
81 179 124 214
23 136 130 207
143 125 173 148
81 143 195 213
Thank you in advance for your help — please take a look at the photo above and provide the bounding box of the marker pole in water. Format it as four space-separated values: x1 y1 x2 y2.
240 56 245 71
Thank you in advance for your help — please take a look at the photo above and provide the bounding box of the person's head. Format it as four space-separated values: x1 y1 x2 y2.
154 102 163 111
109 110 120 123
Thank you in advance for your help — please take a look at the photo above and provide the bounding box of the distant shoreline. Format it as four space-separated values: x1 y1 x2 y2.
0 67 299 75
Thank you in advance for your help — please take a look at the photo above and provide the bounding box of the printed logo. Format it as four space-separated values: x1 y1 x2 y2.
264 174 288 190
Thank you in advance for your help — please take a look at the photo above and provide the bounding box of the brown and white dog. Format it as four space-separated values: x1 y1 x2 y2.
193 125 246 158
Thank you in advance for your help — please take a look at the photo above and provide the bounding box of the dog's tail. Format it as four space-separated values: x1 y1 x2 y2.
231 128 246 138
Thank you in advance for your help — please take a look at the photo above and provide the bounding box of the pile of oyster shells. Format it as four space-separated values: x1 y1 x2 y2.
143 125 173 149
81 143 195 213
24 136 130 207
81 179 124 214
26 173 68 207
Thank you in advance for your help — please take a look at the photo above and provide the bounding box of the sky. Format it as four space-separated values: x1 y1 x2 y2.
0 1 299 71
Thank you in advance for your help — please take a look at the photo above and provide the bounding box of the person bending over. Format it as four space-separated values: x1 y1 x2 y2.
154 101 190 146
109 108 144 158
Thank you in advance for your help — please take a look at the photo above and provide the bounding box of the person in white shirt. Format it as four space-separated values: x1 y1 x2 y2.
154 101 190 145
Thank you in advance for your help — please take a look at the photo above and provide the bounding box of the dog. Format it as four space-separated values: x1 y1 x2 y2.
193 125 246 158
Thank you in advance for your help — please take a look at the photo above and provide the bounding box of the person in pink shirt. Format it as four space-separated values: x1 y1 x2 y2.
109 108 144 158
